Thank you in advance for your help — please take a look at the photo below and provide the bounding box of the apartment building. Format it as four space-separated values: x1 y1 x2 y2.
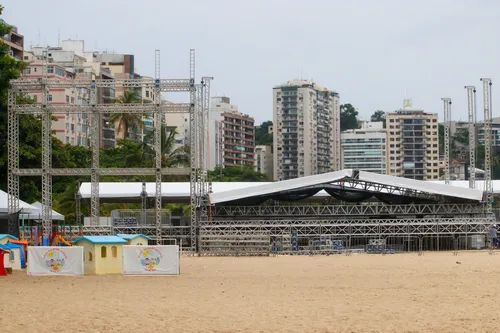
254 145 274 178
478 118 500 147
30 41 117 148
209 97 255 169
341 121 386 174
0 19 23 61
273 80 340 181
23 60 91 146
386 99 440 180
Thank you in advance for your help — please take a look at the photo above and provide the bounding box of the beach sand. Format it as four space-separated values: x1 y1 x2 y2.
1 251 500 333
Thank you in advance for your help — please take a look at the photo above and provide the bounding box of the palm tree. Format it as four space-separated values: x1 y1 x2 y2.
144 124 190 167
109 90 144 140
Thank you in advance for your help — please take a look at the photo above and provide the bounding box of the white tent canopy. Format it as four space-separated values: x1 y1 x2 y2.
0 189 41 215
31 201 65 221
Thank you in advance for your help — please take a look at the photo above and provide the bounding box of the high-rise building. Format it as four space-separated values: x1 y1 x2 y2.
0 19 23 61
273 80 340 181
341 121 386 174
478 118 500 147
209 96 255 169
254 145 274 178
386 99 440 180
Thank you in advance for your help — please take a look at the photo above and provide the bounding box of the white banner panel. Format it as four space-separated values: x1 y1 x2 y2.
27 247 84 276
123 245 179 275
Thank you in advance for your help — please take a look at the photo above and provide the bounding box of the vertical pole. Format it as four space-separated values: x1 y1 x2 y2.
480 78 493 213
441 98 451 185
90 80 100 225
189 49 198 252
75 182 81 226
41 50 53 245
7 88 20 237
154 49 162 244
465 86 476 189
141 181 148 227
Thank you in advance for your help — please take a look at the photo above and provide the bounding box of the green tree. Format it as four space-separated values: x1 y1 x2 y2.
143 124 190 167
370 110 386 128
209 165 272 182
340 104 359 131
109 90 144 140
255 120 273 146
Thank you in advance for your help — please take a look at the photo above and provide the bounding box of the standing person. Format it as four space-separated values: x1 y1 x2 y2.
490 224 498 248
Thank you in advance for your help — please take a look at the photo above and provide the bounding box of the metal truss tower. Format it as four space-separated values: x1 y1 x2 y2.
441 98 452 185
465 86 477 189
8 49 211 248
480 78 493 213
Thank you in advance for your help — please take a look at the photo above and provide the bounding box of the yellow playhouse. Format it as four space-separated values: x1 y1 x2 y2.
72 236 127 275
116 234 151 245
0 234 18 245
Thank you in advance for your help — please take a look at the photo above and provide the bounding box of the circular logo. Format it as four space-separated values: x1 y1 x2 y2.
139 248 162 271
44 249 67 272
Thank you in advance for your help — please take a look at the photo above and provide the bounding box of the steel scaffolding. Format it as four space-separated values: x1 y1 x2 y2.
465 86 477 189
480 78 493 213
7 49 212 250
441 98 451 185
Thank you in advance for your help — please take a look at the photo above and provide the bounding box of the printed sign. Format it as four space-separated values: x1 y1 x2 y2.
123 245 179 275
28 246 84 276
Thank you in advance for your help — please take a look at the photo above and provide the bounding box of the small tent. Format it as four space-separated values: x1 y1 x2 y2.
30 202 65 221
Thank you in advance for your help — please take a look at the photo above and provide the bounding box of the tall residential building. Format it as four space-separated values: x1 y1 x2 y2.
29 41 117 147
0 19 23 61
208 96 255 169
23 60 91 146
273 80 340 181
478 118 500 147
254 145 274 178
386 99 439 180
341 121 386 174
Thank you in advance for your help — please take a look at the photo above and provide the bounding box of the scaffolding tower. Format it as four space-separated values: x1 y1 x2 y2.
480 78 493 213
441 98 451 185
465 86 477 189
7 49 212 250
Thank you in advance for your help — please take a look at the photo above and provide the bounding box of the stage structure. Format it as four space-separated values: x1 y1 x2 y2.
7 49 212 250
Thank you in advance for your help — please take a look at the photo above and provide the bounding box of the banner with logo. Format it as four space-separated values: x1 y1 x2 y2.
122 245 179 275
27 246 84 276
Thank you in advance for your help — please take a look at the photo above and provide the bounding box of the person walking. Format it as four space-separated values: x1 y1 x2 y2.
490 224 498 249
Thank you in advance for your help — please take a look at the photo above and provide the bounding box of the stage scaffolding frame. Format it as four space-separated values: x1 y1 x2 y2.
7 49 212 250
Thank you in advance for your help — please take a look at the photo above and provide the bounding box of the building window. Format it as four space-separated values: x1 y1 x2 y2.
66 95 69 103
47 66 54 74
25 67 31 75
101 246 107 258
111 246 117 258
48 95 53 102
88 251 93 262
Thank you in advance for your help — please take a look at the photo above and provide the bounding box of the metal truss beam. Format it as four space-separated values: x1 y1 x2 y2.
41 52 53 242
10 78 192 91
7 89 19 236
465 86 477 189
11 103 191 114
90 81 99 226
11 167 189 176
212 203 487 217
441 98 451 185
154 49 162 244
480 78 493 213
189 49 198 252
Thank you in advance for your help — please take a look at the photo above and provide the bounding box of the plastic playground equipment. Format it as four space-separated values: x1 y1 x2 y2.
20 225 82 246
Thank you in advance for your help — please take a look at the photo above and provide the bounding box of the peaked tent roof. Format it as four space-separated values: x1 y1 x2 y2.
31 202 65 221
0 190 41 215
73 236 127 245
209 169 485 204
116 233 152 241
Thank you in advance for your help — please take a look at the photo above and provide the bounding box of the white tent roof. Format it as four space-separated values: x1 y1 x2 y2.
0 189 41 215
209 170 485 204
31 202 65 221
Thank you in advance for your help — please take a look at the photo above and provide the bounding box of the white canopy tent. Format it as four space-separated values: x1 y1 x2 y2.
0 189 41 217
31 201 65 221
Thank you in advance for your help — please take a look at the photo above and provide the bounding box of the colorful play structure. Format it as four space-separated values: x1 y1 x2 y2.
19 225 83 246
1 230 181 277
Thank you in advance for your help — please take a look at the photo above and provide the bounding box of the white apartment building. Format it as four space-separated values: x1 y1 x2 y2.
386 99 440 180
341 121 386 174
273 80 340 181
254 145 274 178
209 96 255 170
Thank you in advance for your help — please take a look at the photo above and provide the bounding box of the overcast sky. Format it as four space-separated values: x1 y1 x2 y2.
4 0 500 124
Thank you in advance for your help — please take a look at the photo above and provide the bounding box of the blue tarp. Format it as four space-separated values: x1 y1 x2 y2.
0 243 26 268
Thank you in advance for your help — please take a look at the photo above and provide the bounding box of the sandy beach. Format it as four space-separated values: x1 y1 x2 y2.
1 251 500 333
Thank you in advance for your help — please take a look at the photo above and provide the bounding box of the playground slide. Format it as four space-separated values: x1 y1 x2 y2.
56 235 72 247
